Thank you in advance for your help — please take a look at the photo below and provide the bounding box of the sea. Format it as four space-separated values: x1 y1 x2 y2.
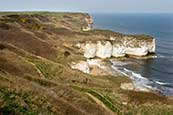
92 13 173 96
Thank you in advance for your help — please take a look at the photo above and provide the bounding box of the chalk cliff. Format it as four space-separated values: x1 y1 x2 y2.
82 14 93 31
76 36 155 59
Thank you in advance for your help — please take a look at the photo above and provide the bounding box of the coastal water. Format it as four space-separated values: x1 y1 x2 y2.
92 13 173 96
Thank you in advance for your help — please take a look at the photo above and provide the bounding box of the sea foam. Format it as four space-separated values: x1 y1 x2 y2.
111 60 173 96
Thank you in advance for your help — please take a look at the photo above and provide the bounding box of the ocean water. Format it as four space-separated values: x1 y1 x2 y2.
92 13 173 96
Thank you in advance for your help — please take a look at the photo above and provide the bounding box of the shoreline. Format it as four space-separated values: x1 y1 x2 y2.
71 58 173 97
111 63 173 96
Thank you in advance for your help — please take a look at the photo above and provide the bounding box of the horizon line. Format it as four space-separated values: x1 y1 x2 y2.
0 10 173 14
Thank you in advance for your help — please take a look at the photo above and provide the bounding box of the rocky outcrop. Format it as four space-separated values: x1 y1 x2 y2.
70 59 121 76
71 61 90 73
77 36 156 59
120 83 150 92
82 14 93 31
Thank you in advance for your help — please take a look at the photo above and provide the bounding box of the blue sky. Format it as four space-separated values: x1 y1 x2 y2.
0 0 173 13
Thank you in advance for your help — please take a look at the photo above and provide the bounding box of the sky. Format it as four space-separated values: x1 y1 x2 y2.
0 0 173 13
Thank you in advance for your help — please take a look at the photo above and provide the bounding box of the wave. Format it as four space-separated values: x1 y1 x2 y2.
151 66 173 75
156 54 173 59
110 60 131 66
157 38 173 44
111 61 173 96
157 45 173 51
155 81 173 87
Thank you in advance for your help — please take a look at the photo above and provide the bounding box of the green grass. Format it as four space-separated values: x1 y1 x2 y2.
73 86 124 115
87 29 153 42
29 58 64 79
0 87 37 115
140 107 173 115
0 86 55 115
23 75 58 87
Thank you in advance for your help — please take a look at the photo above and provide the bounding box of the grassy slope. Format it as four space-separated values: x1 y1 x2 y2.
0 12 173 115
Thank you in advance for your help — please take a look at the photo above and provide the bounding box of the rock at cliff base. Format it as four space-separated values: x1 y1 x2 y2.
71 61 90 73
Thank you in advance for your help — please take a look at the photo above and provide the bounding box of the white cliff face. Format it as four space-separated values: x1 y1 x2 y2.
87 59 104 69
126 45 149 56
70 59 103 75
112 45 126 57
77 36 156 59
70 59 120 76
84 43 96 58
71 61 90 73
148 39 156 53
96 41 112 59
82 15 93 31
